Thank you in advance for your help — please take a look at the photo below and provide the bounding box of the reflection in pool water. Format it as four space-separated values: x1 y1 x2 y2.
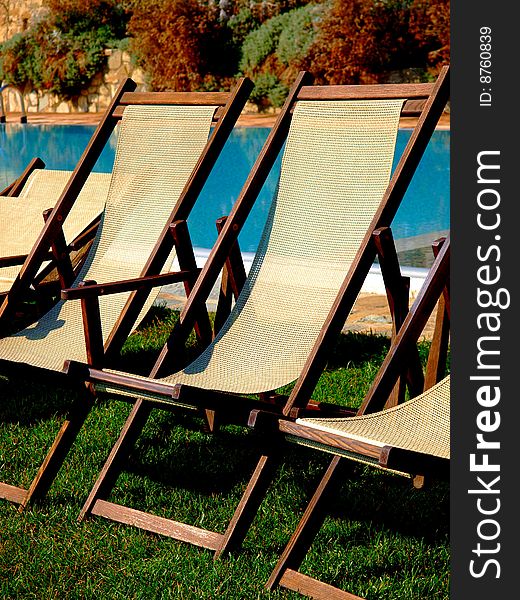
0 124 449 264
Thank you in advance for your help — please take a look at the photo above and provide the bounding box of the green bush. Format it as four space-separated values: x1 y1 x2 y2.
248 72 289 110
277 3 324 66
44 31 108 97
227 7 261 47
239 11 290 74
0 25 109 98
0 0 128 98
238 4 322 110
239 4 322 75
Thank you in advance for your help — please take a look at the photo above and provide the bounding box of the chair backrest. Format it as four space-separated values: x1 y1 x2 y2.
0 79 253 370
153 68 450 400
169 98 405 393
0 171 111 294
17 169 109 200
0 78 252 335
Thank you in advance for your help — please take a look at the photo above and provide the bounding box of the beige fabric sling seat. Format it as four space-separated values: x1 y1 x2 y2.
287 375 450 466
0 104 216 371
270 380 450 600
0 170 111 294
97 99 406 401
15 168 109 199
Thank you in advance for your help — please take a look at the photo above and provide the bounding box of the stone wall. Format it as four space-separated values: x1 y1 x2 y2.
0 0 44 43
1 49 148 114
1 2 148 114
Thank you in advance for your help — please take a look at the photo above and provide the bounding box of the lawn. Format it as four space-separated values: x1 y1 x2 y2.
0 306 449 599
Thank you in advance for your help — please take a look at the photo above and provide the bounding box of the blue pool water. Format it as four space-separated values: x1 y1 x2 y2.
0 124 449 255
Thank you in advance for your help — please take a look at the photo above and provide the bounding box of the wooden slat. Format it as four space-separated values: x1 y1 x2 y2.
401 98 427 116
169 220 213 349
0 254 31 268
113 105 223 120
0 482 28 504
280 569 364 600
119 91 230 106
217 452 280 557
7 157 46 197
297 82 435 101
61 269 196 300
68 215 102 251
91 499 224 550
279 420 382 460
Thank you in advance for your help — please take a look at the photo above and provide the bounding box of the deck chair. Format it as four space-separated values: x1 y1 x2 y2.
0 168 111 301
0 78 251 330
66 67 450 552
0 76 253 507
265 235 450 599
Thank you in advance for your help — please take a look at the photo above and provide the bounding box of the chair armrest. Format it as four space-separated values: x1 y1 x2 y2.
61 269 200 300
1 157 46 197
0 254 29 268
63 360 180 400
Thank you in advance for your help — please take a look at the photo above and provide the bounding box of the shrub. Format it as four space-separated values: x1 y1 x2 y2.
0 33 43 91
0 0 128 98
248 71 289 110
128 0 237 91
304 0 424 84
239 12 290 75
44 0 129 42
239 4 322 74
276 4 324 66
41 30 108 97
238 4 322 110
409 0 450 73
227 7 261 47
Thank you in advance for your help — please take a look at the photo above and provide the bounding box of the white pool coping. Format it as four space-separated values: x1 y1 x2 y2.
190 248 428 296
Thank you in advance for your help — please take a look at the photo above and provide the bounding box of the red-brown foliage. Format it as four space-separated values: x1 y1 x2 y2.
409 0 450 72
303 0 446 85
128 0 221 91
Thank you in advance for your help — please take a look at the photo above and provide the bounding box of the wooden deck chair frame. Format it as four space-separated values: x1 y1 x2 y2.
1 160 110 322
65 67 450 554
265 235 450 599
0 157 46 197
0 77 252 335
0 76 253 508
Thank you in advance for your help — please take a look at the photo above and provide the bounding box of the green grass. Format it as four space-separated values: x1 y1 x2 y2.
0 307 449 599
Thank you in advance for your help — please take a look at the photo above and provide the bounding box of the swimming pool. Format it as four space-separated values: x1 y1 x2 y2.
0 124 449 261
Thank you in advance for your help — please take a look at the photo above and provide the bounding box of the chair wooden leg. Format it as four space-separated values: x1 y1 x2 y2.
19 387 96 510
78 398 152 521
424 296 450 390
267 455 347 593
372 228 424 407
424 237 450 391
202 408 219 433
215 451 281 558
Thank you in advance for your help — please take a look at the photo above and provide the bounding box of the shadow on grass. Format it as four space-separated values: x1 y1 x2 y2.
326 330 392 370
120 412 269 496
0 369 82 425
